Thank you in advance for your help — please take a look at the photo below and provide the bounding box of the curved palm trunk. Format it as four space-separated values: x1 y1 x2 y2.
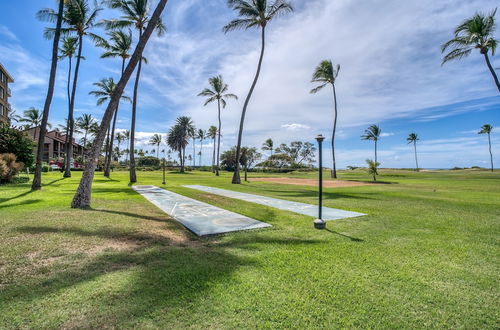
32 0 64 190
374 140 378 163
331 83 338 178
71 0 169 208
216 99 222 176
483 53 500 93
232 26 266 184
64 34 84 178
414 141 419 171
488 133 493 172
212 136 216 173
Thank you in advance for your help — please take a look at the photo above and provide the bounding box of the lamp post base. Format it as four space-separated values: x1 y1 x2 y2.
314 219 326 230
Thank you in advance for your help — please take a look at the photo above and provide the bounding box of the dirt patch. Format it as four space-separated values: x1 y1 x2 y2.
250 177 374 188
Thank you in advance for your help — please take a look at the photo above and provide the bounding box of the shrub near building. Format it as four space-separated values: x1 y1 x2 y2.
0 123 34 169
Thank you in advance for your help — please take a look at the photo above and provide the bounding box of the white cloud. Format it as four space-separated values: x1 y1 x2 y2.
380 132 395 137
281 123 311 131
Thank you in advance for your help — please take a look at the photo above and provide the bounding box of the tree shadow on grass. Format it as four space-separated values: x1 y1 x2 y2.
325 228 364 242
6 225 319 328
0 178 66 204
0 199 42 209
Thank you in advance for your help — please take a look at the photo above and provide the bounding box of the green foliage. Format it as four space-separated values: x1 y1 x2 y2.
366 159 380 181
0 123 35 168
0 153 24 183
137 156 160 167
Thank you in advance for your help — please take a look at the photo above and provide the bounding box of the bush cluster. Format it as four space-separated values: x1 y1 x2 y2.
0 153 24 184
0 123 34 168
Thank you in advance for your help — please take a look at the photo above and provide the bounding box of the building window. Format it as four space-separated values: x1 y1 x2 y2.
0 104 4 117
0 86 4 99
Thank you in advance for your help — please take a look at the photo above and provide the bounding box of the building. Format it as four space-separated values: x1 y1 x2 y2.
0 62 14 125
24 127 87 167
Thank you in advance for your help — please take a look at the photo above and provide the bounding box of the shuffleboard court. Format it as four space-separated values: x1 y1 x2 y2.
132 185 271 236
184 185 366 221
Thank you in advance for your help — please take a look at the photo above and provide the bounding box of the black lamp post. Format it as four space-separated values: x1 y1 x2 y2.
162 157 166 185
314 134 326 230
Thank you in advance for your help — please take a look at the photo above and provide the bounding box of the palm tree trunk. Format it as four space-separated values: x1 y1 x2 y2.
193 137 196 167
232 26 266 184
331 83 338 178
212 136 216 173
483 53 500 93
414 141 419 171
83 130 88 162
157 143 160 159
216 99 222 176
32 0 64 190
71 0 169 208
199 138 203 166
488 133 493 172
374 139 378 163
64 34 84 178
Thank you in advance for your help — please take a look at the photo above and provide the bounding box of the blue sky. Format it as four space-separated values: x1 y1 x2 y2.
0 0 499 168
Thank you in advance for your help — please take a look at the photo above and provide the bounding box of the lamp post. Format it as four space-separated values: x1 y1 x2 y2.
162 157 166 185
314 134 326 230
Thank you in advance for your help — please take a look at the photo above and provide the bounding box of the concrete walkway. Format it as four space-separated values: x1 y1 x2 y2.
184 185 366 221
132 185 271 236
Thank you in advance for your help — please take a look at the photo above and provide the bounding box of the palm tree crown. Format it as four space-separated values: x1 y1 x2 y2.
103 0 166 34
223 0 293 32
58 36 79 60
479 124 493 134
407 133 419 144
361 125 381 141
99 29 133 63
19 108 44 129
198 75 238 107
310 60 340 94
89 77 132 105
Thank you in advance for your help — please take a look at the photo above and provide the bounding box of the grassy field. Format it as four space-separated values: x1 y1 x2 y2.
0 169 499 328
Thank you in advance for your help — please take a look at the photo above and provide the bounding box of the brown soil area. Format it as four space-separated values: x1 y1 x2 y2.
250 177 373 188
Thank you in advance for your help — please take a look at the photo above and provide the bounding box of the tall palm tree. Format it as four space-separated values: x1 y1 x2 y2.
98 29 133 176
197 128 206 166
32 0 65 191
122 129 131 164
442 8 500 93
76 113 96 161
406 133 420 171
198 75 238 176
116 132 125 161
207 125 218 173
167 124 189 172
262 138 274 156
149 133 162 159
41 0 103 177
361 125 381 163
310 60 341 178
175 116 194 172
19 108 51 139
58 36 79 136
103 0 166 183
89 77 131 176
478 124 494 172
224 0 293 184
191 124 197 167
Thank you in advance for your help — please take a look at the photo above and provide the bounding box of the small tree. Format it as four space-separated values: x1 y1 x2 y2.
366 159 380 181
0 154 24 184
478 124 494 172
0 124 35 169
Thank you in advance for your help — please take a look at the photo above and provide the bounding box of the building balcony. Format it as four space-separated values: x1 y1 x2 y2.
6 87 11 97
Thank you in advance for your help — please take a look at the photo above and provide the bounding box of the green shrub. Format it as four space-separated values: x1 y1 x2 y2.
0 153 24 184
137 156 160 167
0 123 35 168
41 163 52 173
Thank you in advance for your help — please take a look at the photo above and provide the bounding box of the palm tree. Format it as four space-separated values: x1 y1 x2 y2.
175 116 194 171
41 0 103 177
197 128 206 166
361 125 381 163
224 0 293 184
76 114 96 161
310 60 341 178
98 28 133 176
198 75 238 176
191 124 197 167
207 125 218 173
442 8 500 93
406 133 420 171
366 159 380 181
19 108 51 139
262 138 274 156
89 77 131 176
149 133 162 159
478 124 494 172
116 132 125 161
103 0 166 183
58 36 79 137
32 0 65 191
122 129 131 164
167 124 189 172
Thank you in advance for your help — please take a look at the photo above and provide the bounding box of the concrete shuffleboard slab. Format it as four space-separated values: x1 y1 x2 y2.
184 185 366 221
132 185 271 236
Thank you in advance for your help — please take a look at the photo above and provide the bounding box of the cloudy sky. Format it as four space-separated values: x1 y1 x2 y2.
1 0 499 168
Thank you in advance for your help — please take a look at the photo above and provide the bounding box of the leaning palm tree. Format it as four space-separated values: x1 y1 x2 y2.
478 124 494 172
224 0 293 184
41 0 104 177
310 59 341 178
32 0 65 191
261 138 274 156
361 125 381 163
366 159 380 181
442 8 500 93
76 113 96 161
89 77 131 176
197 128 206 166
103 0 166 183
149 133 162 159
19 108 51 139
406 133 420 171
98 28 133 176
207 125 218 173
198 75 238 176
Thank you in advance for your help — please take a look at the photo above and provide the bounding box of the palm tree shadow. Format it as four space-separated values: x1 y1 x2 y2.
0 177 66 204
325 228 364 242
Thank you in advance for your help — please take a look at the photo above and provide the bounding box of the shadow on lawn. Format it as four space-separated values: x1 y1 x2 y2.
325 228 364 242
0 199 42 209
0 178 66 204
6 225 319 327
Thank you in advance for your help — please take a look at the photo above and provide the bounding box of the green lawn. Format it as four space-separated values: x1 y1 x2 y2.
0 169 499 328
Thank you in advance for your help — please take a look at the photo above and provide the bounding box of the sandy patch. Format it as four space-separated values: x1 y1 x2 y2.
250 177 373 188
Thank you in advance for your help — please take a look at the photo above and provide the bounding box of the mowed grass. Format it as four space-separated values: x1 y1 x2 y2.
0 169 499 328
